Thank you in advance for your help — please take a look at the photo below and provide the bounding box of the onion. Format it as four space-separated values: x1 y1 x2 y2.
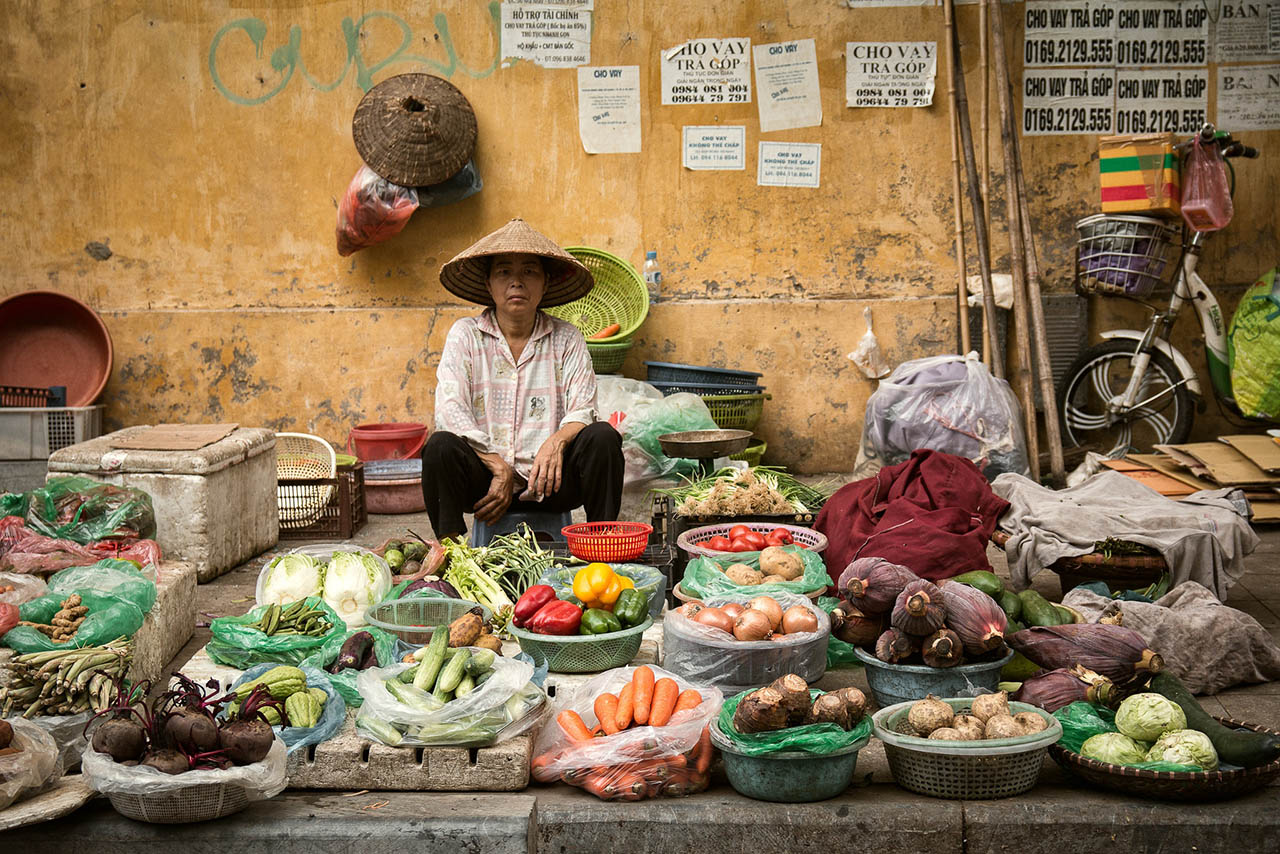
748 596 784 631
722 602 746 619
733 608 773 641
692 606 735 635
678 602 704 619
781 604 819 635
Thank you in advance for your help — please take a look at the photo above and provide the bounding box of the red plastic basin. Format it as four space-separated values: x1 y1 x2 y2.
0 290 113 406
348 422 428 460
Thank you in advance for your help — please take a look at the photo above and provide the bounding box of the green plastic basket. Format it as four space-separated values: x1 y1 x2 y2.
703 393 770 431
364 597 493 647
586 338 633 374
509 617 652 673
544 247 649 343
730 439 767 466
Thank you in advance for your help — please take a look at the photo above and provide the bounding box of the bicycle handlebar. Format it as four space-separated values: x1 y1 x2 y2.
1186 122 1260 158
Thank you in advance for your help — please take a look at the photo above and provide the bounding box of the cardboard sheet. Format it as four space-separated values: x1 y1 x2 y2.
1130 453 1220 492
108 423 239 451
1102 458 1196 496
1222 434 1280 474
1158 442 1280 488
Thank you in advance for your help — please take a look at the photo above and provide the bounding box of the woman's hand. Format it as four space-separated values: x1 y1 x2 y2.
474 455 517 524
527 435 568 500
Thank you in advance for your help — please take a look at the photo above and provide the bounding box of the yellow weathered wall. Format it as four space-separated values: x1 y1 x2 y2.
1 1 1277 473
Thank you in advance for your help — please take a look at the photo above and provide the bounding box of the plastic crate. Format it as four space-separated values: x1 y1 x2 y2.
702 393 769 431
0 385 54 407
644 361 762 387
649 380 767 396
0 405 103 460
277 462 368 540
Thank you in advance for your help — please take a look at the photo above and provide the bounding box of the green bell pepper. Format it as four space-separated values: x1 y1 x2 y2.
580 608 622 635
613 588 648 628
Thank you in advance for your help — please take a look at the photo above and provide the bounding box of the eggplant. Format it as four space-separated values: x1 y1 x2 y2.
333 631 375 672
403 577 459 599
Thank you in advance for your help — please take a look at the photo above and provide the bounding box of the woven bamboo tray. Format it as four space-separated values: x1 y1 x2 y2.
991 530 1165 596
1048 717 1280 801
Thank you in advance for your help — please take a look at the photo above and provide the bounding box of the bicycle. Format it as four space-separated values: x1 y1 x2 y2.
1056 124 1273 455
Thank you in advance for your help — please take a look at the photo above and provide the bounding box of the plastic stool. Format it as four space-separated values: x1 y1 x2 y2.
470 509 574 547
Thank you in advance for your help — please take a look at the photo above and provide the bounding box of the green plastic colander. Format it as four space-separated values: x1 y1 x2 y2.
509 617 652 673
545 247 649 343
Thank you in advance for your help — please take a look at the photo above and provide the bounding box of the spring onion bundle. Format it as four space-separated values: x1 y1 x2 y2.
440 524 560 632
653 466 833 517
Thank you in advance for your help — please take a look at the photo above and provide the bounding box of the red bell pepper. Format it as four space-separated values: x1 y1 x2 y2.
513 584 558 627
527 600 583 635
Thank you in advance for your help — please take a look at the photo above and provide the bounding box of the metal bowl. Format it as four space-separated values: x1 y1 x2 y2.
658 429 752 459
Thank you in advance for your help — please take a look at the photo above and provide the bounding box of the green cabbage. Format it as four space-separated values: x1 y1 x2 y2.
1146 729 1218 770
323 551 390 627
1115 693 1187 743
260 553 325 605
1081 732 1150 766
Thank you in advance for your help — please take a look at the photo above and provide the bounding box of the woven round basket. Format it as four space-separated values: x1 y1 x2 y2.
677 522 828 560
106 783 250 823
1048 717 1280 802
991 530 1166 595
509 617 651 673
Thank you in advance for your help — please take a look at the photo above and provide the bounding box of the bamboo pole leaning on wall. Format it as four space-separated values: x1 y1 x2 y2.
944 0 972 355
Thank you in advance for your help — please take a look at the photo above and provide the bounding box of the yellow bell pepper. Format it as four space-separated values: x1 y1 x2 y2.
572 563 627 610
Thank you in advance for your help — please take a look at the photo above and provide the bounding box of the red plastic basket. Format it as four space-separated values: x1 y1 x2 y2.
561 522 653 562
676 522 828 560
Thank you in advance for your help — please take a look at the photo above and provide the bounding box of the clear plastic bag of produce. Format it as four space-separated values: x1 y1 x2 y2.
596 375 664 431
1052 701 1200 772
0 718 61 810
29 711 93 776
817 596 862 668
531 665 723 800
618 392 719 482
206 597 346 669
860 353 1029 479
663 594 829 693
22 476 157 543
229 664 346 755
355 653 542 747
47 559 157 614
3 591 145 653
716 688 873 756
0 571 47 605
81 736 288 799
538 563 666 621
680 544 828 599
300 626 401 707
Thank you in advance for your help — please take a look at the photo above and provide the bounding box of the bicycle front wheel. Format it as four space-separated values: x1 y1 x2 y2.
1057 339 1194 455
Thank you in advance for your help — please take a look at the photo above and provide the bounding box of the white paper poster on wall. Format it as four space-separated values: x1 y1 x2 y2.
1212 1 1280 62
1023 1 1118 67
1022 68 1115 135
753 39 822 132
500 2 591 68
1217 64 1280 130
1114 68 1208 135
661 38 752 105
576 66 641 154
1113 0 1208 66
757 141 821 188
682 126 747 170
845 42 936 107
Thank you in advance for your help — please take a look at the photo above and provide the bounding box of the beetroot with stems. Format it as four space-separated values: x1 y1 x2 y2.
141 749 189 775
219 684 285 766
85 678 153 763
161 674 229 753
838 558 918 615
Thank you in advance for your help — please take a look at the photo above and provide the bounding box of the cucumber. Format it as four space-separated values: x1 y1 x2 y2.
436 648 469 694
950 570 1004 599
412 625 450 692
1053 605 1075 625
1149 672 1280 768
466 649 496 676
999 590 1023 621
1001 650 1041 682
1018 590 1063 627
454 673 476 698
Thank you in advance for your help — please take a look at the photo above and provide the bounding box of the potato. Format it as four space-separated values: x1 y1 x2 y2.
759 547 804 581
725 564 763 586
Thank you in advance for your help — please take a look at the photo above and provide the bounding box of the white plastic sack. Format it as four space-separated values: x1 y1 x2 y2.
355 651 541 747
596 376 663 429
861 352 1029 479
848 307 891 379
662 594 829 692
80 737 287 799
0 572 47 606
0 718 61 810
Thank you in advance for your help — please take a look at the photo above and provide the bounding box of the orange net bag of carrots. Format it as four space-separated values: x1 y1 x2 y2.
335 164 419 256
530 665 722 800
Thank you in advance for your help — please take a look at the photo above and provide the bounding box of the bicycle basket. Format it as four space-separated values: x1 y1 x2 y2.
276 432 336 529
1075 214 1180 299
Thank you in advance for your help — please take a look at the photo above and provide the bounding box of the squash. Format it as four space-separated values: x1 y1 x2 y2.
1149 672 1280 769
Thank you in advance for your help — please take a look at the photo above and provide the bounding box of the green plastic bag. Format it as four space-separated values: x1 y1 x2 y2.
207 596 345 669
1228 268 1280 419
22 476 157 543
717 688 873 756
1053 701 1200 772
47 559 157 614
300 626 400 707
681 545 828 599
3 590 145 652
817 596 862 668
0 491 25 517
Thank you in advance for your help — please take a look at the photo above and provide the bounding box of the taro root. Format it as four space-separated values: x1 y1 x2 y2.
874 628 918 664
941 581 1007 655
928 727 965 741
830 601 885 647
448 608 485 648
1014 712 1048 734
806 693 851 730
838 558 918 615
952 714 985 741
768 674 812 726
733 686 790 734
834 687 867 724
984 714 1023 739
891 579 946 637
141 749 189 775
907 695 954 736
970 691 1011 723
921 628 964 668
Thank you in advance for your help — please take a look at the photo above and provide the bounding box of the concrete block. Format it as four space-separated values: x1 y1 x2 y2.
3 792 537 854
48 427 279 582
128 560 197 685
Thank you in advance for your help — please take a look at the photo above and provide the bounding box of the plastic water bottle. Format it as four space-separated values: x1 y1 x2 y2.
642 251 662 303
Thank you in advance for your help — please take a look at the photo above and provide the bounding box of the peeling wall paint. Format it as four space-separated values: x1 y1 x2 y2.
1 1 1277 474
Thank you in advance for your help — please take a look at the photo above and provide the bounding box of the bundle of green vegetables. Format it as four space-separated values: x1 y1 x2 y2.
439 525 560 631
654 466 832 517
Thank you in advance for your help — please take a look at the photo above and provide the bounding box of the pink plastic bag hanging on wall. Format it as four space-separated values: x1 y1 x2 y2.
335 165 420 256
1181 138 1233 233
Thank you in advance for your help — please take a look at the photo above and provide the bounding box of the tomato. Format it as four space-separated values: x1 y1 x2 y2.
741 531 768 551
764 528 789 546
727 524 753 541
705 535 733 552
727 538 755 552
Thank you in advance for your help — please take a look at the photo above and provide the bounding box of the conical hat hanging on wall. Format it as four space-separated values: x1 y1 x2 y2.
352 73 477 186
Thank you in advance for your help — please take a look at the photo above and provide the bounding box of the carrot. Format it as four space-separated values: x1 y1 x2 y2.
649 678 680 727
531 751 561 783
594 692 621 735
587 322 622 340
631 666 655 725
672 689 703 716
557 709 594 743
615 682 635 730
694 724 712 774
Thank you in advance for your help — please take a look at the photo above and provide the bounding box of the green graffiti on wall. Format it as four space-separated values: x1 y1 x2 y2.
208 5 500 105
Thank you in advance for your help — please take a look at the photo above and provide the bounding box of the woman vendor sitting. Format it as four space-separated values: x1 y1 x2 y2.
422 218 625 540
